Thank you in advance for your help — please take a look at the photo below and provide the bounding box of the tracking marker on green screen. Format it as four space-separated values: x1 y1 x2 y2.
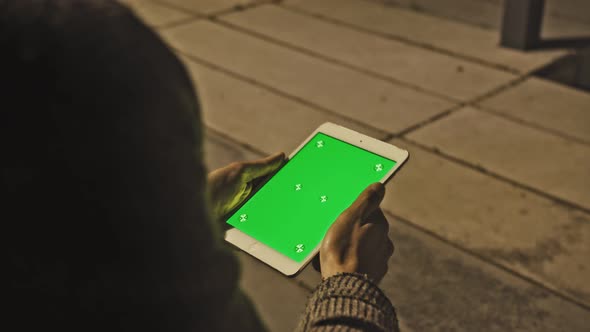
227 133 396 262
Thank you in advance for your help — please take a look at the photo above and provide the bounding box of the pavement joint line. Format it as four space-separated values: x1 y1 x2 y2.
176 51 392 140
152 0 269 18
381 209 590 312
394 75 527 138
290 278 315 293
206 126 269 156
473 104 590 147
393 104 465 138
207 0 275 19
433 71 590 145
462 75 529 105
151 0 204 15
156 15 203 30
279 2 528 75
400 136 590 216
382 133 396 142
214 15 460 104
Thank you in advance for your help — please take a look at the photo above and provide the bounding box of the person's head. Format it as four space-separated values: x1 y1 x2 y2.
3 1 210 329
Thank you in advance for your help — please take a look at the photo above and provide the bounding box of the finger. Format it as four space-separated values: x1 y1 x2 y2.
346 183 385 222
325 184 385 242
386 239 395 257
373 232 394 257
376 263 389 284
239 182 253 200
361 222 389 244
240 152 286 182
363 208 389 230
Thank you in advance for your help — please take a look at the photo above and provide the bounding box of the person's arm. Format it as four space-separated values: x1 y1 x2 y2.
298 273 398 332
298 184 400 332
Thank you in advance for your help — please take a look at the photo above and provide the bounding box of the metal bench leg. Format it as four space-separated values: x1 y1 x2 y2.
500 0 546 50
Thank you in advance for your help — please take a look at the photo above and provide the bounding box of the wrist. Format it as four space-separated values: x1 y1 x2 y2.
320 261 360 280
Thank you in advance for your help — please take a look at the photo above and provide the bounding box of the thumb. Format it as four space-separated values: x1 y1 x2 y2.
324 183 385 248
346 183 386 222
241 152 285 182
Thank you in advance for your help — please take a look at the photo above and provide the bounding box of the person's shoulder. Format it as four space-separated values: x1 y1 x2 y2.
47 0 136 34
51 0 131 21
0 0 131 25
0 0 134 53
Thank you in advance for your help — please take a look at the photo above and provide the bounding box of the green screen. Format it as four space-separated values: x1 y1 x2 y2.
226 132 396 262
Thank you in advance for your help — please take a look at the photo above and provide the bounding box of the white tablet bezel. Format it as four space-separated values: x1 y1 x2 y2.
224 122 409 276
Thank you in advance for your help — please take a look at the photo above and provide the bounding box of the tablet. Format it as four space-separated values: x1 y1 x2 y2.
224 122 409 276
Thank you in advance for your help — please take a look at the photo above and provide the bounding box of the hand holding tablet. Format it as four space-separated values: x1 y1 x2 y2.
320 183 394 283
224 122 409 276
208 152 286 222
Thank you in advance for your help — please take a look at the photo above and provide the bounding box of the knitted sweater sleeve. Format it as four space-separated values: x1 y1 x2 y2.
297 273 400 332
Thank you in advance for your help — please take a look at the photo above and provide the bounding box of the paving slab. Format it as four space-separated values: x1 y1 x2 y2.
407 107 590 210
222 5 516 101
381 214 589 331
284 0 566 74
375 0 503 30
542 17 590 39
479 78 590 144
203 129 260 170
237 252 310 332
161 20 454 134
379 138 590 306
182 56 389 154
539 0 590 39
157 0 261 15
204 131 311 332
124 0 193 27
545 0 590 27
